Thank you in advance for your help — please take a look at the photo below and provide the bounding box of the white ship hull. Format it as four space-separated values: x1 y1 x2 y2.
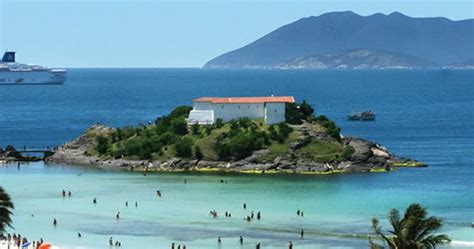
0 70 66 85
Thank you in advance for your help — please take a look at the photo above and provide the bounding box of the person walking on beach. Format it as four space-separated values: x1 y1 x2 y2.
239 236 243 245
217 237 222 244
243 203 247 209
109 237 113 246
256 243 261 249
171 242 175 249
251 211 254 219
257 211 261 220
300 229 304 239
68 191 72 197
53 218 57 226
157 190 162 197
289 241 293 249
116 212 120 220
62 190 66 197
135 201 138 207
297 209 300 216
93 197 97 204
125 201 128 207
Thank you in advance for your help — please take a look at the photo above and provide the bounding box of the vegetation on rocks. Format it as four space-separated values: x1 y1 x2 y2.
90 101 350 164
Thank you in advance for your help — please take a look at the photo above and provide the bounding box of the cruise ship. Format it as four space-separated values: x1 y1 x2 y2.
0 51 66 85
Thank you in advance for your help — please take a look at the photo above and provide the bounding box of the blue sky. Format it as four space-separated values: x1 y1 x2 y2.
1 0 472 67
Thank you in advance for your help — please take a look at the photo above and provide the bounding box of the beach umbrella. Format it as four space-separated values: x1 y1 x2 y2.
38 243 52 249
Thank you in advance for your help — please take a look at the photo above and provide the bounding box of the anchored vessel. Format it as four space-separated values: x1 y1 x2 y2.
347 111 376 121
0 51 66 84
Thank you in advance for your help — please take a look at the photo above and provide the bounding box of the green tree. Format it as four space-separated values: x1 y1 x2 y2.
96 135 110 155
171 117 188 135
175 138 193 158
194 145 203 160
369 203 450 249
191 123 200 135
0 187 14 233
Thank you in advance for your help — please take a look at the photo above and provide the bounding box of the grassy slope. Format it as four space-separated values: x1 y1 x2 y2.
86 118 351 163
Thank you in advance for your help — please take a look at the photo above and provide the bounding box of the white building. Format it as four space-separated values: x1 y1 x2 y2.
188 96 295 125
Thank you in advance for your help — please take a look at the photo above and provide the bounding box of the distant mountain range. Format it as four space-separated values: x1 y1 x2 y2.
204 11 474 69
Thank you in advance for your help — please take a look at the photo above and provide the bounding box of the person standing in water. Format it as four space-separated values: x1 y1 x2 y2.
256 243 261 249
53 219 57 226
116 212 120 220
289 241 293 249
243 203 247 209
157 190 162 197
300 229 304 239
239 236 243 245
93 197 97 204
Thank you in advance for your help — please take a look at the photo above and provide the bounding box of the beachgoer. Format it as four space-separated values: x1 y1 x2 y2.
297 209 300 216
251 211 254 219
109 237 113 246
243 203 247 209
257 211 261 220
53 218 57 226
125 201 128 207
157 190 162 197
62 190 66 197
239 236 243 245
256 243 261 249
217 237 222 244
301 211 304 217
116 212 120 219
289 241 293 249
300 229 304 239
78 233 82 238
135 201 138 207
68 191 71 197
171 242 175 249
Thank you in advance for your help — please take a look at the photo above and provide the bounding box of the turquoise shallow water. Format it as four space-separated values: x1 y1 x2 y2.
0 69 473 248
0 162 471 249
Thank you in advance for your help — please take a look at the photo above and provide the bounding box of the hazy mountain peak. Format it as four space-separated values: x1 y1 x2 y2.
204 12 474 69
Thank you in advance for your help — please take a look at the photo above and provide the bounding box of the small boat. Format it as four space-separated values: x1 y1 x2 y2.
347 111 376 121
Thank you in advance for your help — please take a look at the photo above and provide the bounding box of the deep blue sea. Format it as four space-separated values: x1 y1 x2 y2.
0 69 473 248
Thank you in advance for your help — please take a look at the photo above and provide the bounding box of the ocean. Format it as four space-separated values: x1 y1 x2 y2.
0 69 473 248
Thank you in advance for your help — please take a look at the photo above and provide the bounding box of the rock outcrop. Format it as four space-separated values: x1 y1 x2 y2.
45 124 424 174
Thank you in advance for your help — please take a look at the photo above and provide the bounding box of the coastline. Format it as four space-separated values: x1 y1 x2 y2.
44 124 425 175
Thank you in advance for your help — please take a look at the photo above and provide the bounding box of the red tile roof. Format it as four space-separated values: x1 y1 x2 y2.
193 96 295 104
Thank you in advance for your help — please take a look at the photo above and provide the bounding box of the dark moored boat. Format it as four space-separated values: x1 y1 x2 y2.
347 111 376 121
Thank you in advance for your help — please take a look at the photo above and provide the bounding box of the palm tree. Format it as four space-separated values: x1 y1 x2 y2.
369 203 450 249
0 186 14 233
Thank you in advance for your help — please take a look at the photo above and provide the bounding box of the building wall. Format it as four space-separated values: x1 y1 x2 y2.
191 101 286 124
264 102 286 124
213 103 265 122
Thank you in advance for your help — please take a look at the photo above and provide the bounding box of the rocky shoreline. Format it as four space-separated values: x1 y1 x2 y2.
44 125 425 174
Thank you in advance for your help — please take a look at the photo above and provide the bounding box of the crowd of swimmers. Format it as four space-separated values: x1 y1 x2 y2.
7 177 307 248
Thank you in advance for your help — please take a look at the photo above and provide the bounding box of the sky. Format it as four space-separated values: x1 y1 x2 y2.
0 0 472 67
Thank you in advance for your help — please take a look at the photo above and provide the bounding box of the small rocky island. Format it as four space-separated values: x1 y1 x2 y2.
45 101 425 174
